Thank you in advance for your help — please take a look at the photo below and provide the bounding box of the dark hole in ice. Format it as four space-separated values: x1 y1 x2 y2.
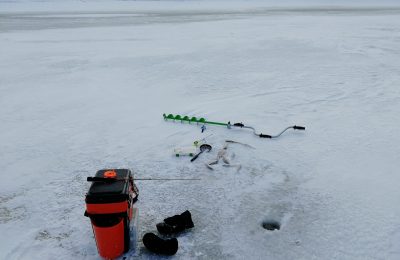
262 220 280 231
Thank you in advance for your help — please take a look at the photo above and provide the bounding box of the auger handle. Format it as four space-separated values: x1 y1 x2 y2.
293 125 305 130
233 123 244 127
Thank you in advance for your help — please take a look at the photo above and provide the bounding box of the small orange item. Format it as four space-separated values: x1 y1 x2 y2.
103 170 117 178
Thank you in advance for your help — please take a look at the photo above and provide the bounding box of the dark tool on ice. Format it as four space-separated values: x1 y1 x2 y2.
190 144 212 162
163 113 305 139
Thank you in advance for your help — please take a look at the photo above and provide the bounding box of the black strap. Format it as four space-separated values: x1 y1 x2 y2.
84 211 127 218
87 177 128 183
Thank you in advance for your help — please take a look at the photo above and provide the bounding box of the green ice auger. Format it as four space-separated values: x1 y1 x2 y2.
163 113 306 139
163 113 227 126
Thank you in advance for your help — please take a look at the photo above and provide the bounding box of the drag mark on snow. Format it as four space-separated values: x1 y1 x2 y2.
35 230 71 242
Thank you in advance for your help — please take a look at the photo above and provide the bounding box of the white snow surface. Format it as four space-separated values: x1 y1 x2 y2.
1 1 400 259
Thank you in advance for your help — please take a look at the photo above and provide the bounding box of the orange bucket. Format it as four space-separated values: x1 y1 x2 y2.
85 169 138 259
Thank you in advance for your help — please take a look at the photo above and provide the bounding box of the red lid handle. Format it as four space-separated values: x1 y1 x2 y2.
103 170 117 178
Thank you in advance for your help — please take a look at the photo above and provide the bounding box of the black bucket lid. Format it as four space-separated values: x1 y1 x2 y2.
85 169 131 204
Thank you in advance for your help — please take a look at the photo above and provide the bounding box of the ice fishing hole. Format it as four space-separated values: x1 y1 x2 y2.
261 220 280 231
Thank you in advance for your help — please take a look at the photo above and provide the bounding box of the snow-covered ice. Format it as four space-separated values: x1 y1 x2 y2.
1 1 400 259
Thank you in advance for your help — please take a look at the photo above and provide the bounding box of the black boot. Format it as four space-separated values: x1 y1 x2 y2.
156 210 194 234
143 232 178 255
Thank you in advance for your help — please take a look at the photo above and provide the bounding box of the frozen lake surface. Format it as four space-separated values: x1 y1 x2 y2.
2 6 400 31
1 1 400 259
